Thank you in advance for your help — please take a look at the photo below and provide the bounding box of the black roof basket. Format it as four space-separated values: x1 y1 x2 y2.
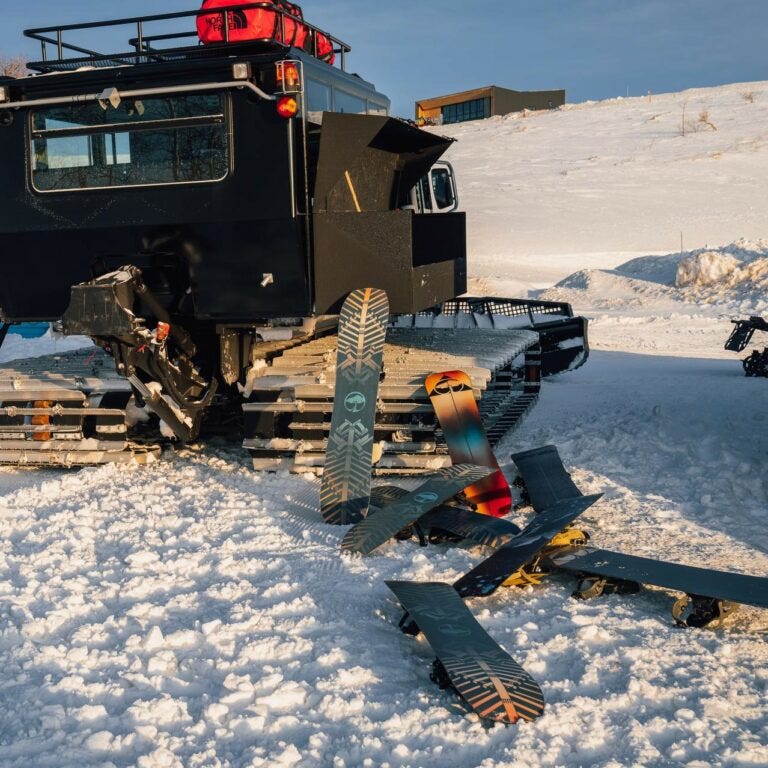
24 3 351 73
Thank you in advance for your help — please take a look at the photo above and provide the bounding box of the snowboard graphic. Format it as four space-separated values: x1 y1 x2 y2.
341 464 493 554
386 580 545 725
546 546 768 627
426 371 512 517
321 288 389 525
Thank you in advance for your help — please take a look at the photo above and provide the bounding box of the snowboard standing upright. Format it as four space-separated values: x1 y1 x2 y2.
387 580 545 725
426 370 512 517
321 288 389 525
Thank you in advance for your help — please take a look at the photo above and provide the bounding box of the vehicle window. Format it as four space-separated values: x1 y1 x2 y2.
431 168 455 209
366 101 388 116
418 176 432 211
334 89 366 114
306 78 332 124
30 94 229 192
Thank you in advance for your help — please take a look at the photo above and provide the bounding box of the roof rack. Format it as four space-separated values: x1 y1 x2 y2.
24 3 351 73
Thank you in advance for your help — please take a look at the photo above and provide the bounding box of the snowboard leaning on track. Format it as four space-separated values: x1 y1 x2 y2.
321 288 389 525
386 581 545 725
426 370 512 517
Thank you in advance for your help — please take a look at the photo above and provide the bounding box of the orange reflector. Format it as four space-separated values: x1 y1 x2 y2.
276 96 299 119
156 322 171 342
32 400 52 441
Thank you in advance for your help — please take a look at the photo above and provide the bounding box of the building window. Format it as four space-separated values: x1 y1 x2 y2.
441 97 491 124
30 94 229 192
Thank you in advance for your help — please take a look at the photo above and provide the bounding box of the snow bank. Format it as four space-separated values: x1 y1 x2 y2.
433 80 768 274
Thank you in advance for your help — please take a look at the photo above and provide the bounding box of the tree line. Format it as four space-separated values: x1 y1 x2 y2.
0 57 27 77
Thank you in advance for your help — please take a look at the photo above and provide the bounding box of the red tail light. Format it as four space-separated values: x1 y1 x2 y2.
276 96 299 119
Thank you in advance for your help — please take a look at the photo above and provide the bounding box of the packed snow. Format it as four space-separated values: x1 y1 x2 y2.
1 82 767 767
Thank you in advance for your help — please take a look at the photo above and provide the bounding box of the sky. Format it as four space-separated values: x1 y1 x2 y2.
2 0 766 118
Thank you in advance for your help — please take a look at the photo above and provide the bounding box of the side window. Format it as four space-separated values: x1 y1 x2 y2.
431 168 455 210
306 78 331 124
334 89 366 114
418 176 432 211
30 94 229 192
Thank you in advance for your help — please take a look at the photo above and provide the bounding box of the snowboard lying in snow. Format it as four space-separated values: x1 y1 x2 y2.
370 485 521 548
386 580 545 725
512 443 768 627
321 287 389 525
545 546 768 627
341 464 493 554
426 370 513 517
452 494 601 598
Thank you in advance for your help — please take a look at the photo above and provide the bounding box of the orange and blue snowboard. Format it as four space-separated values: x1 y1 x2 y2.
425 371 512 517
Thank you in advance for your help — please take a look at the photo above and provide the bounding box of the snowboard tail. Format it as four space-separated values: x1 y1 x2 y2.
387 580 545 724
511 444 582 513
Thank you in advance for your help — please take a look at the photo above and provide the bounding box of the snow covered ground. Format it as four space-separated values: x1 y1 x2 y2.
1 83 768 767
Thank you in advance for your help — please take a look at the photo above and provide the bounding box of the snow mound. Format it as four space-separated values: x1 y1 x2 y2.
544 240 768 315
677 251 743 287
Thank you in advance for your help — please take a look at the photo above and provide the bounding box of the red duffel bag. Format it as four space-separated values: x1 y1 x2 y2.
197 0 308 47
307 28 335 64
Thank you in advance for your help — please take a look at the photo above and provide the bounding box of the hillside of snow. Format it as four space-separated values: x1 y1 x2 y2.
439 81 768 294
1 82 767 767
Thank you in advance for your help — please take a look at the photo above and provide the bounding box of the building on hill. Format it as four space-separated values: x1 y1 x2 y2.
415 85 565 125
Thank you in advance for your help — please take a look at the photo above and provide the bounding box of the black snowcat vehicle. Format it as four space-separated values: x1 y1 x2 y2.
0 3 588 470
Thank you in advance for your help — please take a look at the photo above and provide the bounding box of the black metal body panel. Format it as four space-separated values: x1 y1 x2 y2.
0 78 310 321
313 211 466 314
0 50 465 322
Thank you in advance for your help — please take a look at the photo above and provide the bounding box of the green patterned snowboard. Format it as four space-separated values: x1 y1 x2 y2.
321 288 389 525
387 580 545 725
341 464 493 554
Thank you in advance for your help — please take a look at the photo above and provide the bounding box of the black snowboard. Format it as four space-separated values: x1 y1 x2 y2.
386 580 545 725
453 494 602 598
321 287 389 525
341 464 493 554
511 444 582 513
545 546 768 626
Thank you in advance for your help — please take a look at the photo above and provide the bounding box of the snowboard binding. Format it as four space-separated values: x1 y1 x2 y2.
572 575 642 600
429 658 453 690
502 527 591 588
672 594 740 628
398 612 421 637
